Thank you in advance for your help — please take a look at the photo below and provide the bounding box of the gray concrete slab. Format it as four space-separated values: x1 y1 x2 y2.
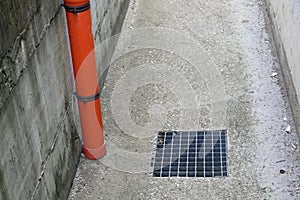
69 0 300 199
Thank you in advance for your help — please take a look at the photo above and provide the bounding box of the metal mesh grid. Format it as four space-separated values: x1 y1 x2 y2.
150 130 228 177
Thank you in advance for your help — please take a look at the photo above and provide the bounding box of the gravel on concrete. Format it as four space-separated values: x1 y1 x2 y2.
69 0 300 199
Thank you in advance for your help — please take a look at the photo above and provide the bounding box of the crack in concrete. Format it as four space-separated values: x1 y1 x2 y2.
30 100 75 200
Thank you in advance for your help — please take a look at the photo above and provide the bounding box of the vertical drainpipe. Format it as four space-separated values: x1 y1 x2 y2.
62 0 106 159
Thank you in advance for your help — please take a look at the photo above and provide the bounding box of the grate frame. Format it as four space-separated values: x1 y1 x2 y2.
150 130 228 178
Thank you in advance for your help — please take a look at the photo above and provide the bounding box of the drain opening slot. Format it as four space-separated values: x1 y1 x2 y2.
151 130 228 177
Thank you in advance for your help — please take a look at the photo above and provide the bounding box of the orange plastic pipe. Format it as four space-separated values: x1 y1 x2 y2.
63 0 106 159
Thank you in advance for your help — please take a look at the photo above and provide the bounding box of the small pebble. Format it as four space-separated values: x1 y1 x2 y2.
285 125 291 133
271 72 278 77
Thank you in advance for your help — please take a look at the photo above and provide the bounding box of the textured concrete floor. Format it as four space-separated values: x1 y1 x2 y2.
69 0 300 199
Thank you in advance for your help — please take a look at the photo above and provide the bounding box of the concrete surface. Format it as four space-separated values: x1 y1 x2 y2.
0 0 129 199
265 0 300 138
69 0 300 199
0 1 81 199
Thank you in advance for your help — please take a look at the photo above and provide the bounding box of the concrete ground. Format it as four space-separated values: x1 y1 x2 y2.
69 0 300 199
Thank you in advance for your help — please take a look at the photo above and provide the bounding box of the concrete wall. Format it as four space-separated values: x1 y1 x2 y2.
265 0 300 135
0 0 129 199
91 0 130 90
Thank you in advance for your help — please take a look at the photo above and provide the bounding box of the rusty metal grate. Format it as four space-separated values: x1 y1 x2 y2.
150 130 228 177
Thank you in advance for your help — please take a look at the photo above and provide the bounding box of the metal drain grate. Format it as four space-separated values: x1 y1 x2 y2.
150 130 228 177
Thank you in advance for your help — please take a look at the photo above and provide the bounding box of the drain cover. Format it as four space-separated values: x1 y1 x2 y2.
150 130 228 177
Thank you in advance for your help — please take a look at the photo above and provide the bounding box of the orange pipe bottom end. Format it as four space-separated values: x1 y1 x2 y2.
82 143 106 160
